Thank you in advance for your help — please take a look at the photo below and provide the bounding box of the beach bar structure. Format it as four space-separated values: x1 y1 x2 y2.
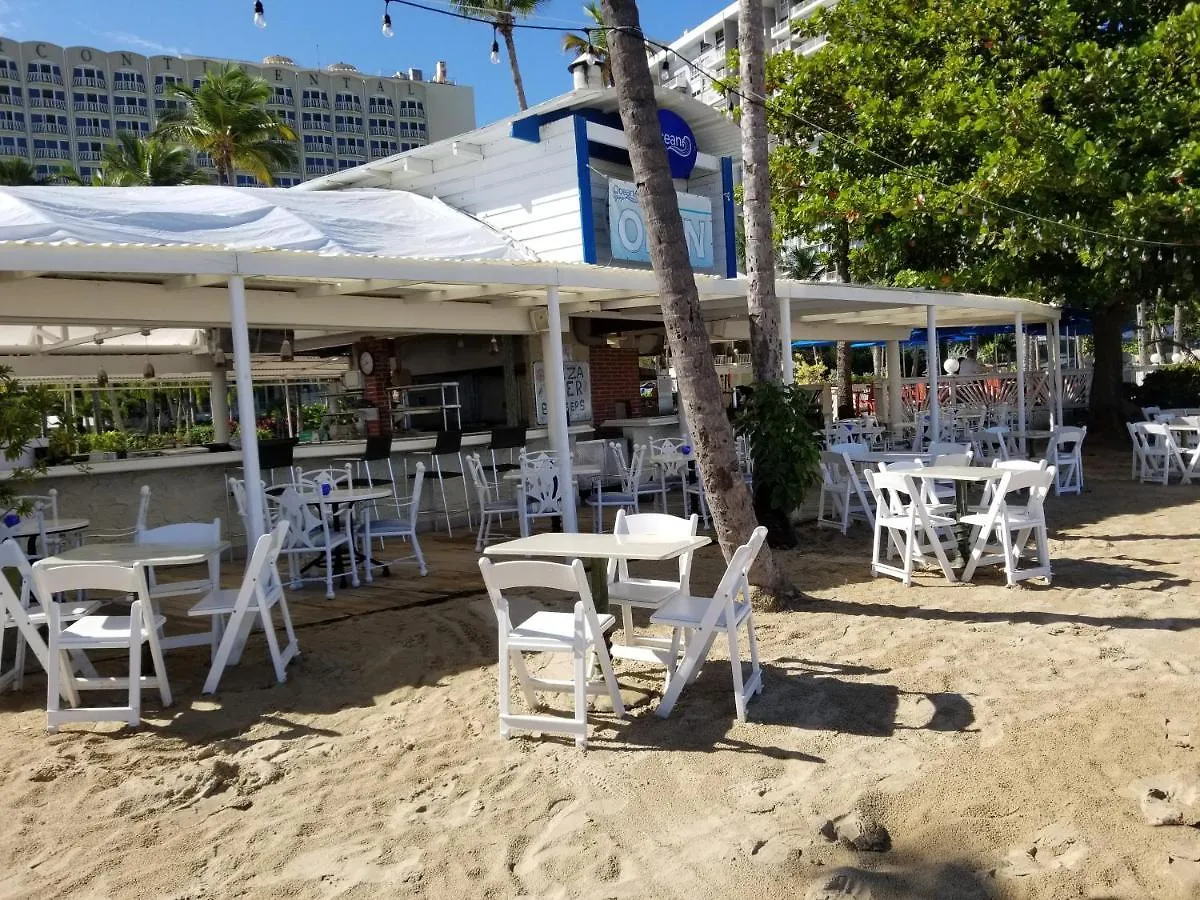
0 85 1063 540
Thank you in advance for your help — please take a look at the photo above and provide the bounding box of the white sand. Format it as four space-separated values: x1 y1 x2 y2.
1 439 1198 899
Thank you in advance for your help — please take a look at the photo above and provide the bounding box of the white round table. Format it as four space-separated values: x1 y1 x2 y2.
8 517 90 539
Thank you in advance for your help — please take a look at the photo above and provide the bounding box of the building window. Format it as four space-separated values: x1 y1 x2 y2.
301 89 329 108
116 119 150 134
153 74 183 94
112 70 146 92
270 87 293 104
27 63 63 84
0 110 23 129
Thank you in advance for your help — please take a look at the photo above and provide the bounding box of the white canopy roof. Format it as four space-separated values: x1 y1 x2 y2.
0 186 535 262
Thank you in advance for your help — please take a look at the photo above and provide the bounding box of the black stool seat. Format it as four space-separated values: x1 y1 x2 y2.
350 476 393 488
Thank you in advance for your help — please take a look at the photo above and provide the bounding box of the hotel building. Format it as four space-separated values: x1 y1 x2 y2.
0 37 476 185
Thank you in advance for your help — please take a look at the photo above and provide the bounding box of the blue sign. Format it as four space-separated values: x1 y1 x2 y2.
658 109 697 180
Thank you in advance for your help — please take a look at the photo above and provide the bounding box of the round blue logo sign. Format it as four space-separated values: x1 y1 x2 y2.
658 109 697 180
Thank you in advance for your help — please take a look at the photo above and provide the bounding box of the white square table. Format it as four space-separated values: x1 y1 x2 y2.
37 541 231 650
1167 423 1200 482
483 532 711 614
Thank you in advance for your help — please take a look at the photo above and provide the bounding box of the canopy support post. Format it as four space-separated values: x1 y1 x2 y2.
229 275 265 543
779 297 793 384
1015 312 1027 449
211 364 230 443
926 306 939 446
542 286 577 532
1051 319 1065 427
886 339 903 428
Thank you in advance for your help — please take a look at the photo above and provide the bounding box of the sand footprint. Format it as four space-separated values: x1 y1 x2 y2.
999 820 1089 877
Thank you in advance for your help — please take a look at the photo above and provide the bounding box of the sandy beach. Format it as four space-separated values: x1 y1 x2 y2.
2 437 1199 899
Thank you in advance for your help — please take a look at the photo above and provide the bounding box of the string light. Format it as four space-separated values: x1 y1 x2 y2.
490 26 501 64
382 0 395 38
253 0 266 29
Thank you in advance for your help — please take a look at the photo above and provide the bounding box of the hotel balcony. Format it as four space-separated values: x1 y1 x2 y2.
74 101 110 114
27 72 64 85
28 97 67 110
75 126 112 138
31 123 69 134
34 147 71 159
72 76 107 89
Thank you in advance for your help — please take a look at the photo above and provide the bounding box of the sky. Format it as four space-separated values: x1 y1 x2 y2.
0 0 730 125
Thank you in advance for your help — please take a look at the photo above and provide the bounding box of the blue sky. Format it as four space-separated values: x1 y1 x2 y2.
0 0 728 125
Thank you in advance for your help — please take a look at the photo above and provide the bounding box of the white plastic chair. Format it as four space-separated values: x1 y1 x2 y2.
651 526 768 722
864 469 958 586
648 438 689 512
359 462 427 578
606 510 698 672
270 486 358 599
477 556 623 749
467 453 520 551
972 426 1011 463
587 443 645 532
517 451 565 537
960 466 1055 585
0 539 98 694
32 561 172 731
1044 426 1086 495
190 521 299 693
88 485 152 543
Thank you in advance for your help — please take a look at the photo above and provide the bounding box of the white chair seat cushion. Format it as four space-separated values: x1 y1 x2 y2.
362 518 414 535
508 610 616 651
607 578 681 609
60 612 166 648
651 595 752 631
588 492 637 506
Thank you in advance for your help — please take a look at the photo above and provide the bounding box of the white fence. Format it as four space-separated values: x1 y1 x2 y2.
844 369 1093 418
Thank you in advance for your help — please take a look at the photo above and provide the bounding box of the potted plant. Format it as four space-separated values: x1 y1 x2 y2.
735 381 823 548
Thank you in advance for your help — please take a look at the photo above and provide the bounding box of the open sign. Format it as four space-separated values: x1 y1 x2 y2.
533 361 592 425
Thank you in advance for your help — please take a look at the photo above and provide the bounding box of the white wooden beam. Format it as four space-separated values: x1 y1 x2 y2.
451 141 484 162
295 279 417 298
401 157 434 175
0 271 43 282
164 274 226 290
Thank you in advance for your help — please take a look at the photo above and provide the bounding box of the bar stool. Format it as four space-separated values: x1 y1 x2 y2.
337 434 397 499
485 426 526 479
408 430 471 536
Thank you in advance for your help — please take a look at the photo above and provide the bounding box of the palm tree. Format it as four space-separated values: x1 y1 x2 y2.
778 243 826 280
93 131 208 186
561 3 612 86
155 63 297 185
452 0 551 111
0 158 79 186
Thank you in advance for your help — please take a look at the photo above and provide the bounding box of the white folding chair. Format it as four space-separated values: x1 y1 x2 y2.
190 522 299 693
88 485 152 544
648 438 688 512
587 443 645 532
817 449 874 533
517 451 565 537
32 561 172 731
864 469 958 586
296 464 353 492
270 486 358 599
606 510 698 674
1134 422 1190 485
467 453 520 551
651 526 768 722
960 467 1055 585
477 556 623 749
359 462 427 578
0 539 98 694
972 426 1011 463
1044 426 1087 495
135 519 222 605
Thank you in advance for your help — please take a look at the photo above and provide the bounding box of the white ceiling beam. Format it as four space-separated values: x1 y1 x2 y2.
401 157 434 176
0 271 44 282
43 326 147 353
0 279 537 334
164 274 226 290
451 141 484 162
295 279 418 298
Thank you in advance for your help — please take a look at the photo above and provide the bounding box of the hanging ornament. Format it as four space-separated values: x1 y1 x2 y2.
253 0 266 28
490 26 501 65
382 1 395 37
96 367 109 388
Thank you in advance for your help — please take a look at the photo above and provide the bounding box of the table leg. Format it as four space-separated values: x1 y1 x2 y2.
586 557 608 616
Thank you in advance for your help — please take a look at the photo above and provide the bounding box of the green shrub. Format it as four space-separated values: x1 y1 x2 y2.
1137 364 1200 409
735 381 823 516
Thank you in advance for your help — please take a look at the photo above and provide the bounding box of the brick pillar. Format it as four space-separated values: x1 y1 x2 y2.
355 337 394 437
588 346 641 423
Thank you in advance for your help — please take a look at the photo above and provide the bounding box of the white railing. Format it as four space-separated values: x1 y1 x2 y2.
884 369 1092 417
28 98 66 110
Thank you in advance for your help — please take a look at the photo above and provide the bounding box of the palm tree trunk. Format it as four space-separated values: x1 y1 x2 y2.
739 0 781 385
601 0 786 604
500 26 529 111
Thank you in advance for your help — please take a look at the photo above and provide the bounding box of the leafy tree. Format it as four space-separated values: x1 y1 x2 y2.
93 131 208 186
767 0 1200 427
453 0 552 111
156 63 297 185
0 368 47 513
561 3 612 85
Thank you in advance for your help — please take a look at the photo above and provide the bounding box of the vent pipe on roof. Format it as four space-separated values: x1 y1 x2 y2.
435 61 448 83
568 51 604 91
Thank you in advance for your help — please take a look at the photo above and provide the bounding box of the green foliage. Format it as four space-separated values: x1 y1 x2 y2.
90 431 129 453
735 382 823 516
1136 363 1200 408
0 368 45 511
792 356 831 384
156 63 298 185
766 0 1200 414
300 404 326 431
183 425 215 446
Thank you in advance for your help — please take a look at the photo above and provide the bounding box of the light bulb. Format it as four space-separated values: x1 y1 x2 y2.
382 13 394 37
253 0 266 28
212 347 226 368
490 40 501 65
96 367 109 388
143 360 156 379
279 336 293 362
